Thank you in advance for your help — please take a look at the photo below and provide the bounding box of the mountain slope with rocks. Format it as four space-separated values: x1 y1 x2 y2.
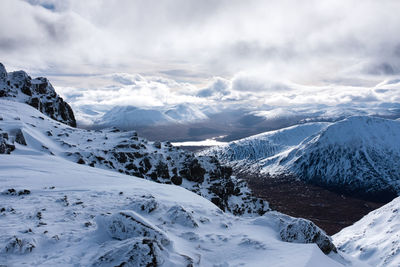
0 99 266 216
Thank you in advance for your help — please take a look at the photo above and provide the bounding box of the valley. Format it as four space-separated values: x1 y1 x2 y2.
237 172 386 235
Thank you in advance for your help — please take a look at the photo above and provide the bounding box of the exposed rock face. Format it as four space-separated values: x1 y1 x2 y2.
0 63 76 127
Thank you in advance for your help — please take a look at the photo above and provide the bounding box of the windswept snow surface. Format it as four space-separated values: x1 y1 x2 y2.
0 154 365 266
334 196 400 267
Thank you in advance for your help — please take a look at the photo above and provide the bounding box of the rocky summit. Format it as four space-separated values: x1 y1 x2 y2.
0 63 76 127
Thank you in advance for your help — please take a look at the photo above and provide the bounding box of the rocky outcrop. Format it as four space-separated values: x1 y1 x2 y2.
263 211 337 254
93 210 194 266
4 236 36 254
0 63 76 127
279 217 337 254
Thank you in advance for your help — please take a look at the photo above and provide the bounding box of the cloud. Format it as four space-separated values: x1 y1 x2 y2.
197 77 231 98
1 0 400 116
232 74 292 92
109 73 145 85
0 0 399 80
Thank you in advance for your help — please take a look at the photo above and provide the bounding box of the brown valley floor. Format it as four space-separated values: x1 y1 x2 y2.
238 173 386 235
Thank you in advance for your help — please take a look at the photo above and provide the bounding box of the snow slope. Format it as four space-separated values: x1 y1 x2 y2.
0 154 365 266
334 196 400 267
204 116 400 199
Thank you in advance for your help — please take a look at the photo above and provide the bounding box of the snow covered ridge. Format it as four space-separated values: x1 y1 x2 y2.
0 155 359 266
333 196 400 267
204 116 400 200
0 99 266 216
0 63 76 127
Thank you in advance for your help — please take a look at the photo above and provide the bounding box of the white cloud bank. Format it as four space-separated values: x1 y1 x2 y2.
1 0 400 114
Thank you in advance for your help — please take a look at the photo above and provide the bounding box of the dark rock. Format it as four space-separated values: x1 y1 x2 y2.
149 172 158 181
155 161 169 179
211 197 224 210
0 63 7 82
29 97 40 109
180 159 205 183
125 163 137 171
153 141 162 149
18 189 30 196
15 129 27 145
113 152 127 164
171 175 183 185
142 157 152 172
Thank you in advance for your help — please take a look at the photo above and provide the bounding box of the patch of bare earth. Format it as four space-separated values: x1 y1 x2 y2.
237 172 386 235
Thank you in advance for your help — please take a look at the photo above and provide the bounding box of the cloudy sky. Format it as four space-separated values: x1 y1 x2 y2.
1 0 400 115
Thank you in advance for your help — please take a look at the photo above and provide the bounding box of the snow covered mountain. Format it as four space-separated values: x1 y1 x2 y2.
204 116 400 200
95 103 208 129
0 63 76 127
165 103 208 122
334 196 400 267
